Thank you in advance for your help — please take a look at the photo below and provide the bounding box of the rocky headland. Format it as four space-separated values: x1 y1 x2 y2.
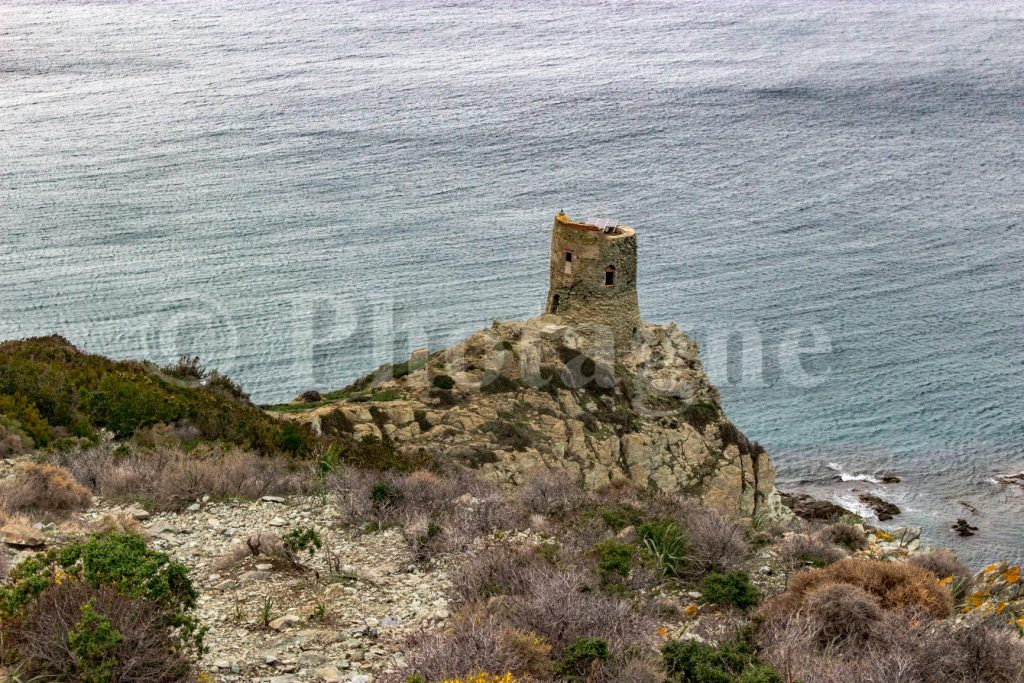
279 316 789 523
0 323 1022 683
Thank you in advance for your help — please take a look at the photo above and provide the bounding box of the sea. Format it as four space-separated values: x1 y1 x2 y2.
2 0 1022 566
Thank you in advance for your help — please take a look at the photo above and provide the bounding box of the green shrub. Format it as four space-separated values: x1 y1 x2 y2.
555 637 610 678
699 571 759 610
638 519 689 576
0 336 316 456
0 533 196 621
370 481 403 511
0 532 203 679
594 540 634 581
663 632 781 683
282 526 322 565
431 374 456 390
681 401 719 432
413 409 432 432
68 600 123 683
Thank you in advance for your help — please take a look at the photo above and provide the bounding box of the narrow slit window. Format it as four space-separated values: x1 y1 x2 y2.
604 265 616 286
564 252 573 262
550 293 560 313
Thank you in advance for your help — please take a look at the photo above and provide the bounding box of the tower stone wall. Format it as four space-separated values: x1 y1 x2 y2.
544 212 641 349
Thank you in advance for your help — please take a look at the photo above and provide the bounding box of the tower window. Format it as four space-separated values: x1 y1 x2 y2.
550 294 560 314
564 252 573 262
604 265 616 286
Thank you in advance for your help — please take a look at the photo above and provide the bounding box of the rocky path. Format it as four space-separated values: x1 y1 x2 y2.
79 496 452 683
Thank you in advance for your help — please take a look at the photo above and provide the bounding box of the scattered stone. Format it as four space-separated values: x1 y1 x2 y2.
299 652 327 667
0 522 46 548
186 503 201 512
240 570 273 582
262 495 288 504
215 579 239 591
128 508 151 521
269 614 301 631
269 516 287 527
315 666 343 682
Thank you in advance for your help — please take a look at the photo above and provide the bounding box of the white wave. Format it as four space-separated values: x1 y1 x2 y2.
834 493 877 520
827 462 882 484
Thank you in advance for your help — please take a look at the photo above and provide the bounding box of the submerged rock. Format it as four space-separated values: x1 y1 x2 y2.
858 493 901 521
779 492 853 522
952 518 979 537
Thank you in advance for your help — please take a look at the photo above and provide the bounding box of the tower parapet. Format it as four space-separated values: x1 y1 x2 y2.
544 212 641 349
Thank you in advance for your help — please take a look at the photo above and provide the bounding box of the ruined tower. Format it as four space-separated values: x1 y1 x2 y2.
544 211 641 348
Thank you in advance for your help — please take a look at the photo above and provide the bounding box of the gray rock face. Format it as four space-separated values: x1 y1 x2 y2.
292 317 791 521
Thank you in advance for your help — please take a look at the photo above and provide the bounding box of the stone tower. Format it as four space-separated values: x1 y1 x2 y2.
544 212 641 349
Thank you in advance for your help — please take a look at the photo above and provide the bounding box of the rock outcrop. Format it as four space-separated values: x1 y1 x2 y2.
286 316 790 521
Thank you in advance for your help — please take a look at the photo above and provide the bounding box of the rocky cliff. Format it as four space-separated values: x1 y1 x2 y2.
284 316 790 521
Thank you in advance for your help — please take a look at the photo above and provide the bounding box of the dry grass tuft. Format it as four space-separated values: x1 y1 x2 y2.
802 582 886 649
762 557 954 624
907 549 972 582
759 611 1024 683
50 442 315 510
778 532 847 571
820 522 868 550
685 505 751 573
0 462 93 514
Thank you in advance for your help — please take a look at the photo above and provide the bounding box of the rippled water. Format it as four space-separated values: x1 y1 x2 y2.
2 0 1022 565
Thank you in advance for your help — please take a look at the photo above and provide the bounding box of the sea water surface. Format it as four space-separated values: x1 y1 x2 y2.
2 1 1022 565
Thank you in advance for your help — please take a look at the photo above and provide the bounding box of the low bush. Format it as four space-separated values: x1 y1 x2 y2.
907 549 972 583
213 531 287 571
554 637 610 678
760 557 953 625
0 462 92 513
0 532 202 681
820 522 868 551
50 442 316 511
757 607 1024 683
802 583 885 649
0 336 316 455
778 533 846 570
686 506 751 573
403 607 548 681
663 631 782 683
516 469 586 517
700 571 759 610
638 518 689 577
431 374 456 391
594 540 634 583
0 415 34 456
11 582 197 682
371 480 404 513
451 545 552 604
281 526 322 567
